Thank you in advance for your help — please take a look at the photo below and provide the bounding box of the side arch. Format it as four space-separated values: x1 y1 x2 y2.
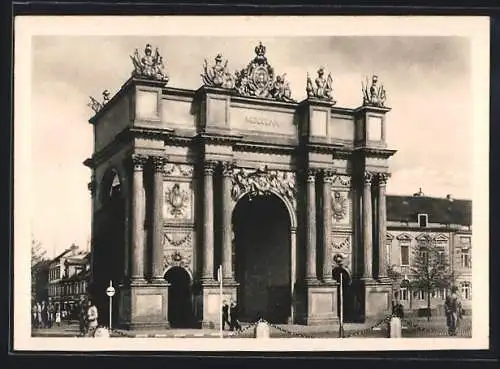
162 265 193 283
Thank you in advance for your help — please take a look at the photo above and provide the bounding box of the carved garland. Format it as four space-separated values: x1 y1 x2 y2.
331 237 351 250
230 166 297 209
164 163 194 177
163 232 192 248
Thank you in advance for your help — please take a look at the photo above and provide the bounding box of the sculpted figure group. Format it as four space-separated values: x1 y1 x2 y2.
89 42 388 112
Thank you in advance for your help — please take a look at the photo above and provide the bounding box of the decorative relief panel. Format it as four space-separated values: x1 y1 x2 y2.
331 235 351 252
331 190 351 226
163 181 192 220
163 163 194 178
331 175 351 188
231 166 297 210
163 230 194 274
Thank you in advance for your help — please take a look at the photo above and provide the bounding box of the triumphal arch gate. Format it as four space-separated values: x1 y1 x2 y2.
85 42 396 329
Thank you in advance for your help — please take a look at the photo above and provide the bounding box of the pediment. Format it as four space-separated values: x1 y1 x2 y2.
396 233 412 241
434 233 449 242
415 233 434 242
386 233 395 241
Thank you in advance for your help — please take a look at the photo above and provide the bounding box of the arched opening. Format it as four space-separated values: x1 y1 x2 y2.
91 170 125 328
232 193 291 324
332 264 360 323
164 266 194 328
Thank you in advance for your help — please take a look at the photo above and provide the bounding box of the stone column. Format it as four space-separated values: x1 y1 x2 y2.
305 168 318 282
378 173 389 280
151 155 167 281
362 171 373 279
221 161 234 282
202 161 216 282
130 154 148 282
322 169 335 283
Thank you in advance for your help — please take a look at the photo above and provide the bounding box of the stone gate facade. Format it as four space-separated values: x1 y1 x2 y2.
84 42 396 329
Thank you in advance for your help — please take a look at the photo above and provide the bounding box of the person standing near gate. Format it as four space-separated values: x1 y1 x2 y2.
221 300 231 331
229 300 242 332
444 286 462 336
86 299 99 337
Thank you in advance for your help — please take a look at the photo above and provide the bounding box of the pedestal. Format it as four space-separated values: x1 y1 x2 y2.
119 281 170 330
362 279 392 320
200 281 238 329
297 281 339 325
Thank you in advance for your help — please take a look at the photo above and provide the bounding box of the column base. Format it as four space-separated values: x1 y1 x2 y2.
295 282 339 325
199 281 238 329
118 280 170 330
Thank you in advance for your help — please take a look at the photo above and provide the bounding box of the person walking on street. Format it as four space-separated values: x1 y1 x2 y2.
79 300 88 336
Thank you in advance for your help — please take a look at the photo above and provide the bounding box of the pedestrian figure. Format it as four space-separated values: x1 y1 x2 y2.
229 301 242 332
390 297 404 338
78 300 88 336
36 301 42 329
41 301 48 328
221 300 231 331
444 287 462 336
86 299 99 337
55 306 61 327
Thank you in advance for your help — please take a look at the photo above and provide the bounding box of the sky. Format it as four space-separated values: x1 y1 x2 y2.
30 35 473 257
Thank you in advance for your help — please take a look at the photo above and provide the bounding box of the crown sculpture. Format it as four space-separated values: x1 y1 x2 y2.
87 89 111 113
130 44 169 82
306 66 335 103
201 53 235 89
362 75 387 107
232 42 294 102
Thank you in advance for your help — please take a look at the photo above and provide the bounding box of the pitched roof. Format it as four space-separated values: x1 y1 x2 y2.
386 194 472 226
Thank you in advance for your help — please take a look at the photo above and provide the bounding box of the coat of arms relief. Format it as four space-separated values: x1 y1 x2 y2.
163 182 192 220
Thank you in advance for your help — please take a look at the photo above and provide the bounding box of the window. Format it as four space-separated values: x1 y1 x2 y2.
399 287 408 301
385 242 391 265
461 248 471 268
438 250 446 264
418 213 428 227
416 290 426 300
401 244 410 266
419 248 429 262
461 282 472 300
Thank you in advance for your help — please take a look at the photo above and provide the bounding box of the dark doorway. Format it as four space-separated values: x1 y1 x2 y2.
233 193 291 324
332 266 360 323
165 266 193 328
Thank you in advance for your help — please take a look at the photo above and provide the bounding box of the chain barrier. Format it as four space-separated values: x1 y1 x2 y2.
227 321 259 337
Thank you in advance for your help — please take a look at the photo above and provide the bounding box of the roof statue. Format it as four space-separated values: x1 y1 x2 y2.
362 74 387 107
234 41 295 102
306 66 335 103
130 44 169 82
87 90 111 114
201 53 235 89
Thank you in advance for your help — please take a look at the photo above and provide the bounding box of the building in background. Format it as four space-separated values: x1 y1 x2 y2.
386 189 472 316
47 244 90 314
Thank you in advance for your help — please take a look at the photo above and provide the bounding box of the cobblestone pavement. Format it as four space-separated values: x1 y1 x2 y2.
31 317 471 339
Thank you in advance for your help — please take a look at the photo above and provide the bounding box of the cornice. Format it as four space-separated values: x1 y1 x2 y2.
233 140 297 155
354 146 397 158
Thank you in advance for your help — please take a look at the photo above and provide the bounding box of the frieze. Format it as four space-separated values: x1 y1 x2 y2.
231 166 296 209
163 182 192 219
163 163 194 177
331 236 351 251
163 232 192 248
331 174 351 187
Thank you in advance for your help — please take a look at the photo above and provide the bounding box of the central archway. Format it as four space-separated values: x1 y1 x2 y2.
232 193 292 324
164 266 193 328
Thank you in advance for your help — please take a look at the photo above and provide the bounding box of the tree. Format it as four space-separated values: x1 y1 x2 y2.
31 238 47 267
410 236 454 321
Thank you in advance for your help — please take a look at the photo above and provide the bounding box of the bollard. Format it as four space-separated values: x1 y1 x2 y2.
389 316 402 338
254 320 271 339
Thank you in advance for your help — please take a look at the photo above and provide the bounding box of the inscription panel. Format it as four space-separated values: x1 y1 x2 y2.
330 117 355 141
230 106 296 136
136 90 159 121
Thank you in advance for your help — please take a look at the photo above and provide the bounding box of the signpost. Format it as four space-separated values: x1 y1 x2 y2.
339 272 344 338
217 265 223 338
106 280 116 331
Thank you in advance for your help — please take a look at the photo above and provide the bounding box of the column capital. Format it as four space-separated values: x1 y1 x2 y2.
377 172 390 185
220 161 234 177
151 155 167 173
131 153 148 171
322 168 336 183
203 160 218 175
306 167 320 182
363 171 374 185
